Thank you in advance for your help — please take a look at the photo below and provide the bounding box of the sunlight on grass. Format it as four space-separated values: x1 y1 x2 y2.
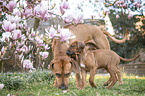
122 73 145 79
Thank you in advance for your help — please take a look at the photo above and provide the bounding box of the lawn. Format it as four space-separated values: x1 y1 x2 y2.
0 70 145 96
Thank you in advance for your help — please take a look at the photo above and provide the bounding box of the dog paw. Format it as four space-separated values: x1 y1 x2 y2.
103 83 108 86
90 84 97 88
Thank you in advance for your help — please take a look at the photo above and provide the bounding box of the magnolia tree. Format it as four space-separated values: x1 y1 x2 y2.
0 0 83 71
0 0 144 71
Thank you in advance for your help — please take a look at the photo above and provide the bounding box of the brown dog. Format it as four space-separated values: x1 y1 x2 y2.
49 39 81 90
64 24 128 50
66 41 140 89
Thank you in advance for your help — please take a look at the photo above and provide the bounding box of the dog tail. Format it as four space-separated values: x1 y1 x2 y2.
119 54 140 62
103 29 128 44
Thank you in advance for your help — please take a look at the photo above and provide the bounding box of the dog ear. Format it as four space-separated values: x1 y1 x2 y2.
85 40 97 50
49 60 54 70
70 59 80 74
49 60 54 77
77 42 85 52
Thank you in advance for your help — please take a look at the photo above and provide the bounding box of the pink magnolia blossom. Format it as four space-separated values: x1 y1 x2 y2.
43 13 50 22
62 9 83 24
7 15 21 24
0 84 4 90
64 16 73 23
17 22 23 29
34 5 48 19
37 8 47 18
128 14 133 19
24 21 27 29
19 53 23 60
1 46 5 54
59 28 71 42
21 34 26 41
13 8 21 16
122 4 128 9
35 36 43 44
2 2 6 7
61 0 69 9
115 1 121 5
60 6 65 14
47 27 57 39
24 8 33 19
19 45 28 54
116 14 120 19
2 20 16 32
39 51 49 59
6 1 16 12
23 59 34 69
60 0 69 14
136 4 142 8
120 1 124 4
31 29 35 37
20 56 24 64
44 44 50 50
12 30 21 40
73 14 83 24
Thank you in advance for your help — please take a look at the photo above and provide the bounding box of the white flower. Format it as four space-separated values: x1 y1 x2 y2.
1 46 5 54
0 84 4 90
62 8 83 24
44 44 50 50
23 59 34 69
116 14 120 19
2 20 16 32
7 15 21 24
59 28 71 42
35 36 43 44
12 29 21 40
6 1 16 12
39 51 49 59
31 28 35 37
48 27 57 39
128 14 133 19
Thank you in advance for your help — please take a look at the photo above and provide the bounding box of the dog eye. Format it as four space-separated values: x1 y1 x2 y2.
56 73 61 77
71 45 74 48
65 73 70 77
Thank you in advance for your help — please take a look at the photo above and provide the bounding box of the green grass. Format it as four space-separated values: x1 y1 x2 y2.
0 71 145 96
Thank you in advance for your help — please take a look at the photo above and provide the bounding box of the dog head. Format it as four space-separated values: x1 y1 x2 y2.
50 57 79 90
66 41 85 58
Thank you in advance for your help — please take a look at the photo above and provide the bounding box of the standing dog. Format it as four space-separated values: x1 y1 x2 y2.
64 24 128 50
49 39 81 89
66 41 140 89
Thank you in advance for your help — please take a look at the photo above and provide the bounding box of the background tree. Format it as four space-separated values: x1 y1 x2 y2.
104 0 145 63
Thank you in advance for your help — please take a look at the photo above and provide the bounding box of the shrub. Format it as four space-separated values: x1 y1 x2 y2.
0 72 25 90
0 70 53 90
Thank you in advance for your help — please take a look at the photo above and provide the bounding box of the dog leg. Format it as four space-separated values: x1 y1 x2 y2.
107 68 118 89
103 68 112 86
116 66 123 85
89 68 97 88
81 69 86 88
75 73 82 89
103 76 112 86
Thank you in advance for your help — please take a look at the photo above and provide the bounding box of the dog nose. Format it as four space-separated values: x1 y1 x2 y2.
66 50 70 55
60 85 67 90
